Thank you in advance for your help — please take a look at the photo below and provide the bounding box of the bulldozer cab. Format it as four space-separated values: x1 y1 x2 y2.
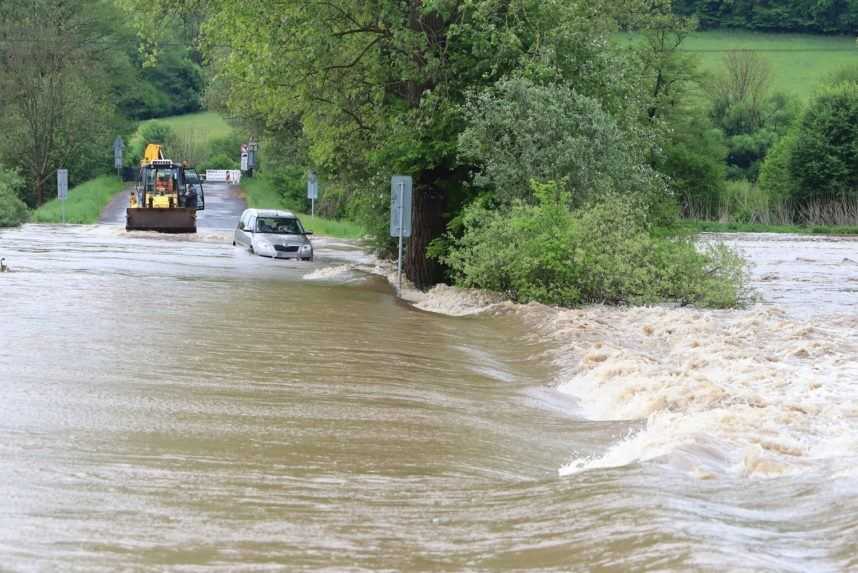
137 160 205 211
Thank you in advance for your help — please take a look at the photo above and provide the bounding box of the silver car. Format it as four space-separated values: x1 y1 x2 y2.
234 208 314 261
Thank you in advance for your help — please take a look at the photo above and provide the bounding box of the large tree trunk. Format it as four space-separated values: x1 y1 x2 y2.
406 181 446 289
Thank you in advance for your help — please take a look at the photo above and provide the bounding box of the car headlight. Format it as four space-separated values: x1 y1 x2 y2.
300 244 312 252
254 238 274 252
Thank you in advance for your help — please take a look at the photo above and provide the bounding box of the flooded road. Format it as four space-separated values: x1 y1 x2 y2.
1 222 857 571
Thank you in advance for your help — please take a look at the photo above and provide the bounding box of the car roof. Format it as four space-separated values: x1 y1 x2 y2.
243 208 297 218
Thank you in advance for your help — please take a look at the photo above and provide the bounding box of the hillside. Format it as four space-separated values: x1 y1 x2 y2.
678 31 858 99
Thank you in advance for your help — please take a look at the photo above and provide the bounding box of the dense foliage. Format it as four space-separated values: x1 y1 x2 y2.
0 168 28 227
790 83 858 202
445 182 748 308
674 0 858 34
0 0 204 212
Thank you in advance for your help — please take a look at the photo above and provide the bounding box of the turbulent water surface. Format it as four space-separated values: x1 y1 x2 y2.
1 220 857 571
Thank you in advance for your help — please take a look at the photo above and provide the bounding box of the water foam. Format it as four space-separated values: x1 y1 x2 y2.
548 306 858 478
302 265 353 281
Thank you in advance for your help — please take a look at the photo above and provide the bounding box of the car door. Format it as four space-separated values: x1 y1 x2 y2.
236 212 250 246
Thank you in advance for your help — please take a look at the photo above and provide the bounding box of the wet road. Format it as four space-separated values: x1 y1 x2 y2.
1 225 857 571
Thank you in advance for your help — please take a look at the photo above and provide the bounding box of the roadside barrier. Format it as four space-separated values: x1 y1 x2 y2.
205 170 242 184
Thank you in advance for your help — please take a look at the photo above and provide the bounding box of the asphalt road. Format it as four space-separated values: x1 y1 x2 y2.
99 182 246 230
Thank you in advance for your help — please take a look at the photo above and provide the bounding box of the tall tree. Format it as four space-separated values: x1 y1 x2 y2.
131 0 645 287
0 0 121 205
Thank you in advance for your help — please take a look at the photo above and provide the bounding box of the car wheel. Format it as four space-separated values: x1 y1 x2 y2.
249 246 254 254
232 240 236 246
301 257 313 262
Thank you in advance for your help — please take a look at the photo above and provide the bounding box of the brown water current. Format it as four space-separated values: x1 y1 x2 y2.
1 225 857 572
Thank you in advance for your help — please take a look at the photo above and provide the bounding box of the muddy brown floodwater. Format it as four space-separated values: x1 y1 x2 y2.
1 224 857 572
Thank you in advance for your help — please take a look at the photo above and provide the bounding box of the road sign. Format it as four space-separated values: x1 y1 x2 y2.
390 175 412 294
113 136 124 171
57 169 68 200
307 172 318 200
389 176 412 238
57 169 69 224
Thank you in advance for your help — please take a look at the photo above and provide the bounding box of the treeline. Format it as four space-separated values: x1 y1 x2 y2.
119 0 749 307
0 0 204 223
674 0 858 34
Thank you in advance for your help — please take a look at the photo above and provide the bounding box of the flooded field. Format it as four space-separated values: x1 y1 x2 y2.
1 223 857 571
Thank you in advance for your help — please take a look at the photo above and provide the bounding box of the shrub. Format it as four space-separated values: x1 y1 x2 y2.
444 181 748 308
0 168 28 227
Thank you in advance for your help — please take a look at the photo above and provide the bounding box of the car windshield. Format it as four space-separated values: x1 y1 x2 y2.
255 217 304 234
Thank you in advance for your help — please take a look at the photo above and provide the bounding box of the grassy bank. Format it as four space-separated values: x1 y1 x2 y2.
130 112 234 148
681 220 858 236
241 176 365 239
31 176 123 224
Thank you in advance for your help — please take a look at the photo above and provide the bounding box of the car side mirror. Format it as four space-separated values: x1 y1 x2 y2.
304 231 314 236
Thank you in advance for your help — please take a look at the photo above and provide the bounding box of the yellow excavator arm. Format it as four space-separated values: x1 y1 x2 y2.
142 144 164 165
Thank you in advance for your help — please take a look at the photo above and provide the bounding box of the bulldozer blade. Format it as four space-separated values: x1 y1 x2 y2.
126 208 197 233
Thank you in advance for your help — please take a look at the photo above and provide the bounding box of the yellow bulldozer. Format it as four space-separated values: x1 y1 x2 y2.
126 144 205 233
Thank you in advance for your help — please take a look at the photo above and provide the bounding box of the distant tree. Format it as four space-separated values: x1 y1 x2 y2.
789 82 858 203
0 0 122 205
709 52 798 181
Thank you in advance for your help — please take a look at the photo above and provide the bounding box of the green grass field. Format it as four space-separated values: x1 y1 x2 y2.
681 31 858 99
622 30 858 99
130 111 234 148
242 176 365 239
31 176 124 224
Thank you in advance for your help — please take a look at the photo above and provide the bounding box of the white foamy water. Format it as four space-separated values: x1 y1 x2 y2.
548 306 858 478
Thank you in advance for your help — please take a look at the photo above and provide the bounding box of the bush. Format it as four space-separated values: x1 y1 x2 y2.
0 168 28 227
444 181 748 308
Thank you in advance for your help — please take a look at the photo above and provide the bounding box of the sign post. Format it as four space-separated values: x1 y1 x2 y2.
389 176 413 294
57 169 69 224
307 171 318 217
113 136 124 178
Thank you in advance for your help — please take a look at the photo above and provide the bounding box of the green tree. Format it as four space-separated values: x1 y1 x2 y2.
789 82 858 203
0 0 125 206
458 77 668 210
709 52 798 181
0 167 28 227
130 0 658 287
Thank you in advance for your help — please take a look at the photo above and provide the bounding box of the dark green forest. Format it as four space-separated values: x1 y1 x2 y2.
675 0 858 34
